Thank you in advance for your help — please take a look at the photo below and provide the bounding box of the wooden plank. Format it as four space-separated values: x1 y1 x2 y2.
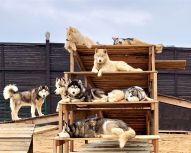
158 94 191 109
1 113 58 124
34 125 58 134
155 60 186 70
55 135 160 141
64 71 157 75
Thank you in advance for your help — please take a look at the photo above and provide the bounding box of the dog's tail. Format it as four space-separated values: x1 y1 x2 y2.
91 88 106 99
118 127 136 148
3 84 18 100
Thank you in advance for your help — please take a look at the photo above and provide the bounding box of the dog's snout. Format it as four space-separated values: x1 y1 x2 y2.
72 91 75 94
99 59 101 63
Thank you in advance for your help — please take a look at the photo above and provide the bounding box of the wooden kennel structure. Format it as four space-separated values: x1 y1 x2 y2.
53 45 163 153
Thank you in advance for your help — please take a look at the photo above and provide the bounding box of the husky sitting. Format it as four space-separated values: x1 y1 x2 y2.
125 86 153 102
3 84 49 120
55 77 69 112
108 86 153 102
92 48 142 77
66 79 108 103
65 26 97 53
58 117 136 148
112 37 163 53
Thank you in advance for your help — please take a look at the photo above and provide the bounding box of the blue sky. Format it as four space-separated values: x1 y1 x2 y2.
0 0 190 47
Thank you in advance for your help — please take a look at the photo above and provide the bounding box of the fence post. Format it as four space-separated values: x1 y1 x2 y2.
45 32 51 114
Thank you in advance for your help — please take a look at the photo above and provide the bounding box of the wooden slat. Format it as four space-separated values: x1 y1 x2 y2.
55 135 160 141
156 60 186 70
1 113 58 124
158 94 191 109
64 71 157 75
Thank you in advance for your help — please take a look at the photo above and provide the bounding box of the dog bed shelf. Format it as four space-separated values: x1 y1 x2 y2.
54 45 159 153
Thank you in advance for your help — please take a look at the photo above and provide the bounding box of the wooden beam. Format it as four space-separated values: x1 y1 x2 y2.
1 113 58 125
155 60 186 70
158 94 191 109
54 135 160 141
75 52 95 88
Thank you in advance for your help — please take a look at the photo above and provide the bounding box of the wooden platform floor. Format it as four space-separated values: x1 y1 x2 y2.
0 123 35 153
71 140 152 153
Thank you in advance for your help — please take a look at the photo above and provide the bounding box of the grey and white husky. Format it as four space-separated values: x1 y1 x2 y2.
125 86 153 102
3 84 49 120
108 86 153 102
66 79 108 103
58 117 136 148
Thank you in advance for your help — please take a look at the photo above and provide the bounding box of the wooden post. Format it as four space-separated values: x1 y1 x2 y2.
63 105 69 153
70 111 74 152
58 103 63 153
45 32 51 114
70 51 74 72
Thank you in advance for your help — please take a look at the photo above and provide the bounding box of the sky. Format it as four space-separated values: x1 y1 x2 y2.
0 0 191 47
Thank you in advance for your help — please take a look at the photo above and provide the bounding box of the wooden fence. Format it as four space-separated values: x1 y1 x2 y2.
0 42 190 130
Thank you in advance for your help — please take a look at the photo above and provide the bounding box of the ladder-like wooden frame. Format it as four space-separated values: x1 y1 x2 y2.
54 45 159 153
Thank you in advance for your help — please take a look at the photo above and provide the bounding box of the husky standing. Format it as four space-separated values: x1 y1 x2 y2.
3 84 49 120
58 117 136 148
91 48 142 77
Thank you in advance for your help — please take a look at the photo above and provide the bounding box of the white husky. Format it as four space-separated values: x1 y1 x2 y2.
65 26 97 53
92 48 143 77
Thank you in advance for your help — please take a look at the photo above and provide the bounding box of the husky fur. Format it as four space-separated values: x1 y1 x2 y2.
108 90 125 102
58 117 136 148
3 84 49 120
92 48 143 77
112 37 163 53
125 86 153 102
55 77 69 112
65 26 97 53
66 79 108 103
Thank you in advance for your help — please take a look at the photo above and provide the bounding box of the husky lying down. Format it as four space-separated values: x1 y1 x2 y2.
108 86 153 102
92 48 142 77
58 117 136 148
3 84 49 120
66 79 108 103
65 26 97 53
112 37 163 53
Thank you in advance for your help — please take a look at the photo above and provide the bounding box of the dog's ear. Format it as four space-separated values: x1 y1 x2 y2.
78 80 83 85
45 85 49 90
112 37 118 41
103 49 107 54
56 78 58 82
38 86 42 90
68 79 72 84
95 48 98 53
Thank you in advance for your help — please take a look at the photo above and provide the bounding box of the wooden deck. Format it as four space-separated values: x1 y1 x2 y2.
0 123 35 153
71 140 152 153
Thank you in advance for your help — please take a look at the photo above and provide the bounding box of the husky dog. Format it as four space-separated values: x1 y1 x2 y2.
55 77 69 111
125 86 153 102
3 84 49 120
92 48 143 77
65 26 97 53
66 79 108 103
112 37 163 53
108 89 125 102
58 117 136 148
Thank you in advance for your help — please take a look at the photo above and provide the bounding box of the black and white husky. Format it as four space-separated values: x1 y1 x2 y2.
108 86 153 102
58 117 136 148
3 84 49 120
67 79 108 103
